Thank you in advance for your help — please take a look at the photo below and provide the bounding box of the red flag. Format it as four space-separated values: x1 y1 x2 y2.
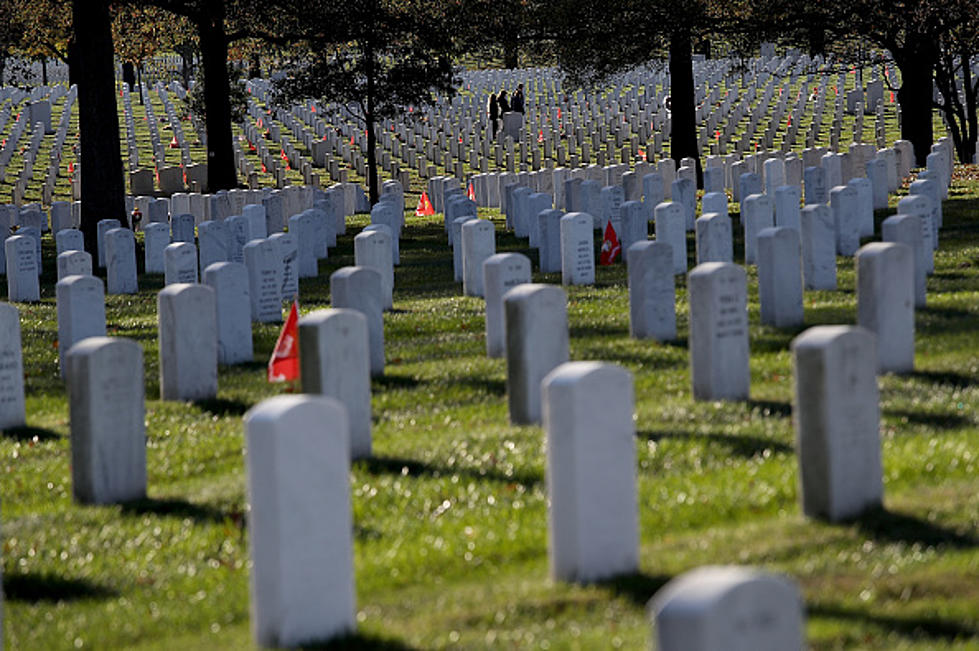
538 129 544 143
467 182 476 202
415 191 434 216
169 135 179 148
599 221 621 266
268 301 300 383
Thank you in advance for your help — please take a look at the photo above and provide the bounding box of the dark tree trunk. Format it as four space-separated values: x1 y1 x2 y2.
366 117 378 205
365 40 379 204
896 52 936 167
696 38 711 60
959 51 979 165
41 59 48 85
67 38 78 87
955 47 977 164
198 2 238 191
181 49 192 87
73 0 127 254
503 30 519 69
808 27 825 58
669 25 702 187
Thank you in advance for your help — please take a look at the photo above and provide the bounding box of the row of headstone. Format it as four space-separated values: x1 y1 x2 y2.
255 51 916 190
240 381 809 648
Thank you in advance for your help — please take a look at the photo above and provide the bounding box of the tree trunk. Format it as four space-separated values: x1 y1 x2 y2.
198 3 238 191
807 12 826 58
73 0 127 254
959 47 977 164
696 38 711 60
366 117 378 205
41 59 47 86
896 52 935 167
181 49 192 87
365 41 379 204
669 25 702 187
67 38 78 87
503 30 519 69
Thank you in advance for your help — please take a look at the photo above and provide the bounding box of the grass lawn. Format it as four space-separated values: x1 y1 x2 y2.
1 162 976 649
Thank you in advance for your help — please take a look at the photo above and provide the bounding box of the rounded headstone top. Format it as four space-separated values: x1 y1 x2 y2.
791 324 875 352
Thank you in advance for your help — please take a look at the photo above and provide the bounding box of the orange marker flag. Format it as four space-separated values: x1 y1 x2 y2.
415 191 434 216
268 300 300 383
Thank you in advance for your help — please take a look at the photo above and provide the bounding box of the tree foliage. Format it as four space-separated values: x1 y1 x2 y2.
272 0 462 203
932 0 979 163
10 0 73 63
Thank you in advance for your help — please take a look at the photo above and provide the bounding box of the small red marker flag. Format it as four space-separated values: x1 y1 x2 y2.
599 221 621 266
268 300 300 383
415 191 434 216
467 182 476 202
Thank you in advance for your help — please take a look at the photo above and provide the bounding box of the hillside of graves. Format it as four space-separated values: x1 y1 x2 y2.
0 169 976 647
1 53 978 648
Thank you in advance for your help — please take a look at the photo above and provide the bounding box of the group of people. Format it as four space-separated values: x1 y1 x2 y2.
487 84 525 137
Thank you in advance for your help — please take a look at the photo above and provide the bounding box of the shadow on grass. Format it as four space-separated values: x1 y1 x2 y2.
298 632 418 650
569 323 631 339
193 396 253 418
930 271 973 280
372 374 422 389
855 506 977 549
747 399 793 418
597 571 673 608
120 496 236 525
455 375 506 396
571 343 688 371
809 603 979 641
222 360 268 373
908 369 975 389
883 408 973 430
749 331 801 354
917 305 975 319
637 429 793 457
358 455 542 488
4 572 118 603
917 306 979 336
1 425 62 442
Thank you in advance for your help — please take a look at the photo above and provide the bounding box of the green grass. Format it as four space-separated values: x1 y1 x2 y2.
1 164 978 648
